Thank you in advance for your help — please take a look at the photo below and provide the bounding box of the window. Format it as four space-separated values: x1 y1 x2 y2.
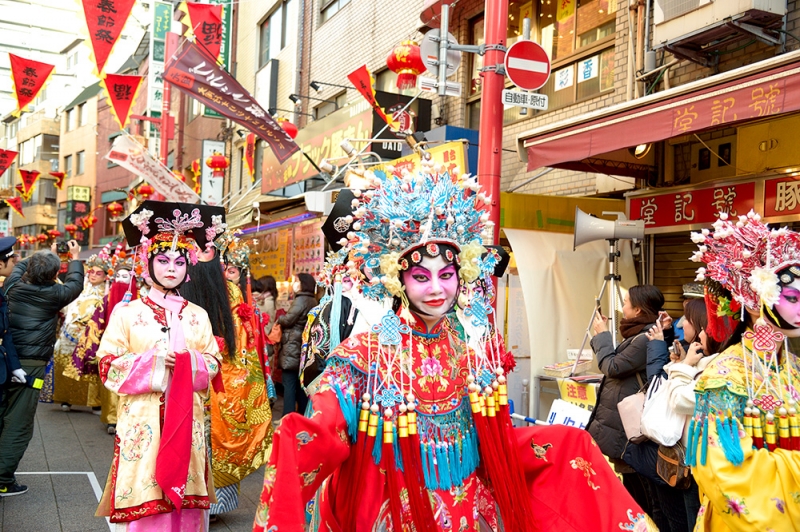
67 108 77 131
39 179 57 205
64 154 73 179
259 0 296 68
77 151 85 175
321 0 350 23
313 92 346 120
467 1 616 121
78 103 87 126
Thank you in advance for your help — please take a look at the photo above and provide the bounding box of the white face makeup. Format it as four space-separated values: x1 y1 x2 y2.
401 255 459 328
114 269 131 285
152 252 187 290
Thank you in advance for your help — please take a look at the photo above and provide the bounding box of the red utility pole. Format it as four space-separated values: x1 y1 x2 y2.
160 33 180 166
476 0 508 245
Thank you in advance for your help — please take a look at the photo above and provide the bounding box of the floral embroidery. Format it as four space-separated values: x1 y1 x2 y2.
263 465 277 490
296 431 317 450
115 487 133 503
722 493 749 516
772 497 785 513
301 464 322 487
121 423 153 461
530 438 553 461
191 419 204 451
791 491 800 504
570 457 600 490
618 509 649 531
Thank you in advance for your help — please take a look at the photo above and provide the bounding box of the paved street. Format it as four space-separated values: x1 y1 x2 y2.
0 400 278 531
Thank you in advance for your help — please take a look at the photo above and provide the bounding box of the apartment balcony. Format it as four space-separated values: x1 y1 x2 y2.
12 203 57 230
19 158 57 176
18 110 60 142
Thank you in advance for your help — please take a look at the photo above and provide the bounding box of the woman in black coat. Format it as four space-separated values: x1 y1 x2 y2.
586 284 670 529
278 273 317 417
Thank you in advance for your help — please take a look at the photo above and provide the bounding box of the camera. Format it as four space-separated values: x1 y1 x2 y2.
56 241 69 254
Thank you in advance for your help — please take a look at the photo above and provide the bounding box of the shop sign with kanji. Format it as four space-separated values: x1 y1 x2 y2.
629 181 755 229
763 176 800 217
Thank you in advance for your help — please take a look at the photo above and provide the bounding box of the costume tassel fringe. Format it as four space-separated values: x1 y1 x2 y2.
397 414 437 532
383 419 405 532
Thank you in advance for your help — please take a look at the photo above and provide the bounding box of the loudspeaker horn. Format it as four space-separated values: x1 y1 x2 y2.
573 207 645 250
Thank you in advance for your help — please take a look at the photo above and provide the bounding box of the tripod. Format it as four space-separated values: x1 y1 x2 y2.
570 239 625 377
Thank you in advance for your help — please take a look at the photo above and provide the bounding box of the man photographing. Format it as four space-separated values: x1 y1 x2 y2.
0 240 84 497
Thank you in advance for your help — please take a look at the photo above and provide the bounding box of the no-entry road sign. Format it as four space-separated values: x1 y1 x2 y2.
504 40 551 91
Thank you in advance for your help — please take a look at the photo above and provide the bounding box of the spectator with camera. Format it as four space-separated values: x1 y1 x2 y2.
0 240 84 497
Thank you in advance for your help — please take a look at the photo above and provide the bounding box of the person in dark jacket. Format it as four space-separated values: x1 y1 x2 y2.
0 243 83 497
586 284 670 530
0 238 22 402
278 273 317 417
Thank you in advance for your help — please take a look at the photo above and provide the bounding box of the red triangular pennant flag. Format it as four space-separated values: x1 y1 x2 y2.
5 197 23 217
81 0 137 75
347 65 393 126
0 150 18 177
49 172 66 190
102 73 143 129
184 2 224 61
19 169 40 197
15 184 32 203
9 54 55 115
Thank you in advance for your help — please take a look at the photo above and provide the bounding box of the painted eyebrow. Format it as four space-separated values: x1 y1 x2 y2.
782 287 800 295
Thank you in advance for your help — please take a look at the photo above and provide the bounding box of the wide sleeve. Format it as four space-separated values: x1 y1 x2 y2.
97 309 169 396
515 424 658 531
253 391 350 530
693 387 800 531
594 333 647 379
188 312 221 394
253 354 355 531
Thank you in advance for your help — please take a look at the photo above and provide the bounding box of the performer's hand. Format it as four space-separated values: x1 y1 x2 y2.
10 368 26 383
165 351 176 368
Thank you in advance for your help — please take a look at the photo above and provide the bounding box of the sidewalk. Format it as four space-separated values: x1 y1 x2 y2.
0 402 274 531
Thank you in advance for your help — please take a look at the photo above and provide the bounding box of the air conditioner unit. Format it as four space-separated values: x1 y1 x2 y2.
654 0 786 46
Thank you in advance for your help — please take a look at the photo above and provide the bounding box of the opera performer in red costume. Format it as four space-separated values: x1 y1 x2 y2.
254 166 657 531
94 201 227 531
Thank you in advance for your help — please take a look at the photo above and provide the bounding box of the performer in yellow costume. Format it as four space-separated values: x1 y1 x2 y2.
95 201 226 531
182 235 273 518
689 210 800 531
56 254 109 411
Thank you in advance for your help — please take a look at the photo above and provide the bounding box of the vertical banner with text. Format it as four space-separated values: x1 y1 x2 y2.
201 140 225 205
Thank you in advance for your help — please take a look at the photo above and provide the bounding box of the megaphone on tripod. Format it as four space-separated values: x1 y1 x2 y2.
573 208 645 249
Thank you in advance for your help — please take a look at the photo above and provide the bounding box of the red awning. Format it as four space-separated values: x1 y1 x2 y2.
519 57 800 173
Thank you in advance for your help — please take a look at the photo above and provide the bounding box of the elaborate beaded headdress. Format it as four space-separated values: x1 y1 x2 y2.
85 254 110 271
122 201 227 266
691 210 800 325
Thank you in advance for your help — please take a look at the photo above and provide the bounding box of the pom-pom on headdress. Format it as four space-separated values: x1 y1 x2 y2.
121 201 227 266
85 254 111 271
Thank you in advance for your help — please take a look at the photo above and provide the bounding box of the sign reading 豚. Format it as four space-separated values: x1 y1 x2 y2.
502 89 548 110
504 40 551 91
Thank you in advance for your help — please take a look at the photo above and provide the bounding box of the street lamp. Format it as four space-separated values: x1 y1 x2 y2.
289 93 338 105
310 80 351 92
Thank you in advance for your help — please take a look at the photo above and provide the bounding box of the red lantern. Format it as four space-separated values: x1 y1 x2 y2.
205 152 229 178
47 229 62 239
64 223 78 236
386 40 426 90
277 118 298 139
18 234 28 246
138 183 154 199
107 201 124 217
36 233 47 243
